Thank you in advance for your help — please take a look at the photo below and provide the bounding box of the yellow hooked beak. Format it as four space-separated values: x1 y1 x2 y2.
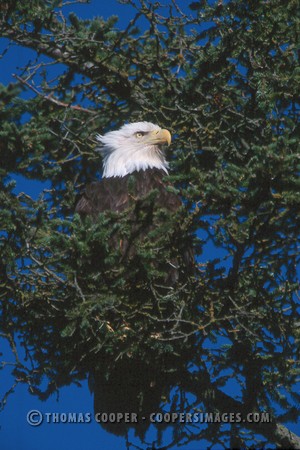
147 129 172 146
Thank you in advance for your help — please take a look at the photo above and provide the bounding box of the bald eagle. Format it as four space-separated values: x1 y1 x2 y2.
75 122 194 437
76 121 178 214
76 121 193 283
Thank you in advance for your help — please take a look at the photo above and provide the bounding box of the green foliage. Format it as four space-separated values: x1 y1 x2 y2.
0 0 299 448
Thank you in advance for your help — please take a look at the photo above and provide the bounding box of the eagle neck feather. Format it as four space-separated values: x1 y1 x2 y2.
102 146 169 178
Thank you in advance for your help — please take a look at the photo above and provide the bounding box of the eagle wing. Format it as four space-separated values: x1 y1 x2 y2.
76 177 129 217
76 168 182 215
75 168 193 281
76 169 195 437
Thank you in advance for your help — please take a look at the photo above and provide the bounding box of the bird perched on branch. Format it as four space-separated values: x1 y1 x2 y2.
76 121 193 283
76 121 178 214
75 121 194 437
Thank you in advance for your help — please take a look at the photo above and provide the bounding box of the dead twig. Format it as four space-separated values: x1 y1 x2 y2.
14 75 96 115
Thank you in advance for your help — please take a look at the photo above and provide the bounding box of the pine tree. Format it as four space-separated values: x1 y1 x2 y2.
1 0 300 448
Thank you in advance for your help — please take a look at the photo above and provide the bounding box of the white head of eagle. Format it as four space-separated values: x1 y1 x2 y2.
96 122 171 178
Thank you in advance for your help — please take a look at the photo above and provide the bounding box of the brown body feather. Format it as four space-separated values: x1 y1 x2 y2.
76 168 194 437
76 168 193 283
75 168 181 216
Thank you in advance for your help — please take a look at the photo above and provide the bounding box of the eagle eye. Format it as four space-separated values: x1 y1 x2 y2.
135 131 146 138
